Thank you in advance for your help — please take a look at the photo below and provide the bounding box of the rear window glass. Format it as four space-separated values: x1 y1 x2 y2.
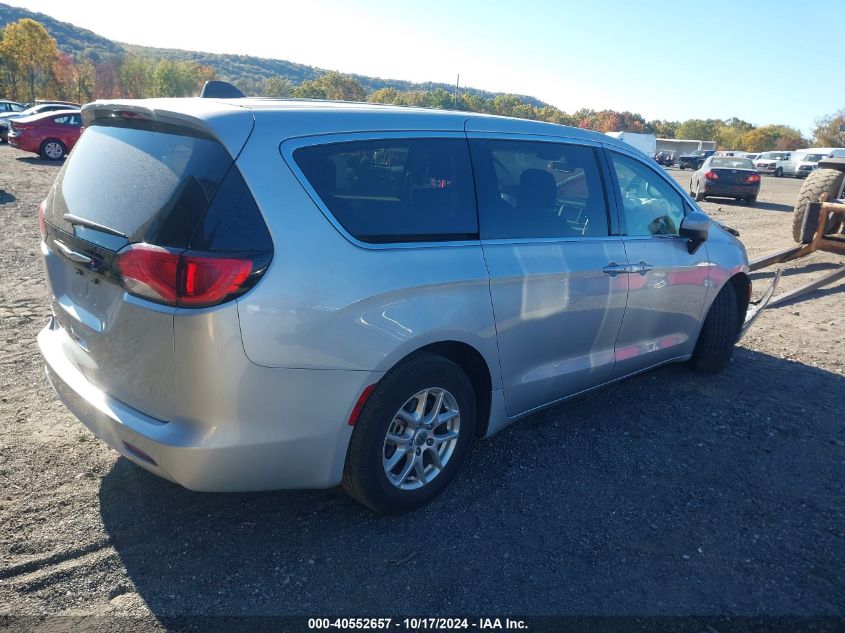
47 122 233 247
293 138 478 243
710 158 755 169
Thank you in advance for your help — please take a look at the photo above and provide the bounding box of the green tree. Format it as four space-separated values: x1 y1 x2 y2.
150 60 202 97
676 118 721 141
812 110 845 147
118 55 153 98
0 19 59 102
292 72 366 101
72 57 95 103
263 75 293 98
368 87 402 104
647 120 680 138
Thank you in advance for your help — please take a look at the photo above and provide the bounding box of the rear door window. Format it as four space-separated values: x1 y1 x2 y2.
469 139 609 239
293 138 478 243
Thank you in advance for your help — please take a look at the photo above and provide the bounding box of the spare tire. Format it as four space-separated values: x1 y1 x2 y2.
792 167 845 243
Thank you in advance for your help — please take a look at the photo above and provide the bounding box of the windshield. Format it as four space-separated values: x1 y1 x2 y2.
759 152 787 160
802 154 825 162
711 158 755 169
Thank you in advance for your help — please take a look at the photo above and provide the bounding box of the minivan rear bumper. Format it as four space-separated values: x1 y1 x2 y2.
39 317 381 491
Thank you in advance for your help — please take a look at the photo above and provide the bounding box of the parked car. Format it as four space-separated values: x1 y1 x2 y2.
37 96 770 514
678 149 715 170
0 102 80 142
8 109 83 159
690 156 761 205
753 151 791 175
0 99 25 114
654 150 675 166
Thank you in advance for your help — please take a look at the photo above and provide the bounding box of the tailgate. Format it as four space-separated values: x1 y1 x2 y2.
41 101 254 420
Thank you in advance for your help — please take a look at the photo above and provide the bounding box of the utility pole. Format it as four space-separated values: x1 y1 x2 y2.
454 74 459 109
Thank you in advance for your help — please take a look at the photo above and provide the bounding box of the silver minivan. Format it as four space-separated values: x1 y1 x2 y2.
37 97 770 513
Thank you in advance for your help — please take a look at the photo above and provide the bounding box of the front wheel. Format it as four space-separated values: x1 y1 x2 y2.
774 167 783 177
39 139 66 160
691 282 740 373
342 353 476 514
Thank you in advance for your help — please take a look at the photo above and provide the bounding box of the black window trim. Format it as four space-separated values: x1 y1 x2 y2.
281 131 483 251
603 145 691 239
466 133 618 244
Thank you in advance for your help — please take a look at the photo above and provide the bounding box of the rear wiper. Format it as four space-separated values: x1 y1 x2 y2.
62 214 127 238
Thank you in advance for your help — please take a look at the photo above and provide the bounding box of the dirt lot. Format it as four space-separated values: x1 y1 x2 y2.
0 146 843 628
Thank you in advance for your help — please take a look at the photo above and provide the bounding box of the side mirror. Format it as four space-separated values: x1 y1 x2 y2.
679 210 711 254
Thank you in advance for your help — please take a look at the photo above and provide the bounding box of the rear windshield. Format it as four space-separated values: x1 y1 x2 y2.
47 120 271 253
48 121 247 249
710 158 755 169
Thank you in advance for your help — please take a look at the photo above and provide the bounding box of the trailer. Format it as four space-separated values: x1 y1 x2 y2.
749 159 845 307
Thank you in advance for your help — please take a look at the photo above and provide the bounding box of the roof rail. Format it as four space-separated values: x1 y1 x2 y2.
200 80 246 99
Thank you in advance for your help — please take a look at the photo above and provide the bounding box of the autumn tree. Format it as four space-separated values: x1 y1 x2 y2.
51 52 76 100
292 72 366 101
812 110 845 147
0 19 59 102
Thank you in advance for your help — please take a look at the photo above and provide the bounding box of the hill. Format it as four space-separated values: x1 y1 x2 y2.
0 3 548 106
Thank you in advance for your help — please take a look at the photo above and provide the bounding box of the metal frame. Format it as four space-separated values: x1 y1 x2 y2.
749 196 845 307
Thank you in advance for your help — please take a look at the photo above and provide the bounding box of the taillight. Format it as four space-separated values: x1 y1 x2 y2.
179 254 252 307
116 243 255 308
704 171 719 181
38 199 47 239
746 173 761 183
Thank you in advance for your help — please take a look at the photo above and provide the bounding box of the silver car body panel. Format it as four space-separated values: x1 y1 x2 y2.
38 98 755 490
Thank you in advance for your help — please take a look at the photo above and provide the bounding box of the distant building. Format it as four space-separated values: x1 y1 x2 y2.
656 138 716 156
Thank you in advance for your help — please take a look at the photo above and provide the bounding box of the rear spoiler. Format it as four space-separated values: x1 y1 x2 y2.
80 99 255 158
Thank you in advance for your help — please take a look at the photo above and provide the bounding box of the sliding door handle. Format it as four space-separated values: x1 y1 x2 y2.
632 261 654 275
602 262 629 276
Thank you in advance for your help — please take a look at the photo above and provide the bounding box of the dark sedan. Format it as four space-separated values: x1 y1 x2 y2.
678 149 716 170
689 156 761 205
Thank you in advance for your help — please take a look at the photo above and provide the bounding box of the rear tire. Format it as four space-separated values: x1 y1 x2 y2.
691 282 740 373
39 139 66 160
747 196 757 207
342 352 476 515
791 167 845 243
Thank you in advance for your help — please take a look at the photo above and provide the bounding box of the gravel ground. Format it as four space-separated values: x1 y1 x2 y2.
0 146 843 628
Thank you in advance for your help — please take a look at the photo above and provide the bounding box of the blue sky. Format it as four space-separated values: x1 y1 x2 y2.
11 0 843 134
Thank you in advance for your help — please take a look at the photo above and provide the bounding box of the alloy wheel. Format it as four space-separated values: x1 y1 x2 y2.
382 387 460 490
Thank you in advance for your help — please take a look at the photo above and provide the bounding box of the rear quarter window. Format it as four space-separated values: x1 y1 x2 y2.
293 138 478 243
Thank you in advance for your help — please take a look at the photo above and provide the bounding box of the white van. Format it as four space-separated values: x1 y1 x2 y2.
781 148 844 178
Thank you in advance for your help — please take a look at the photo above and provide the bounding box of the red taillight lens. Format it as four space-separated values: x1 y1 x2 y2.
116 244 254 308
38 199 47 239
704 171 719 181
746 173 761 183
117 244 181 305
179 255 252 307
